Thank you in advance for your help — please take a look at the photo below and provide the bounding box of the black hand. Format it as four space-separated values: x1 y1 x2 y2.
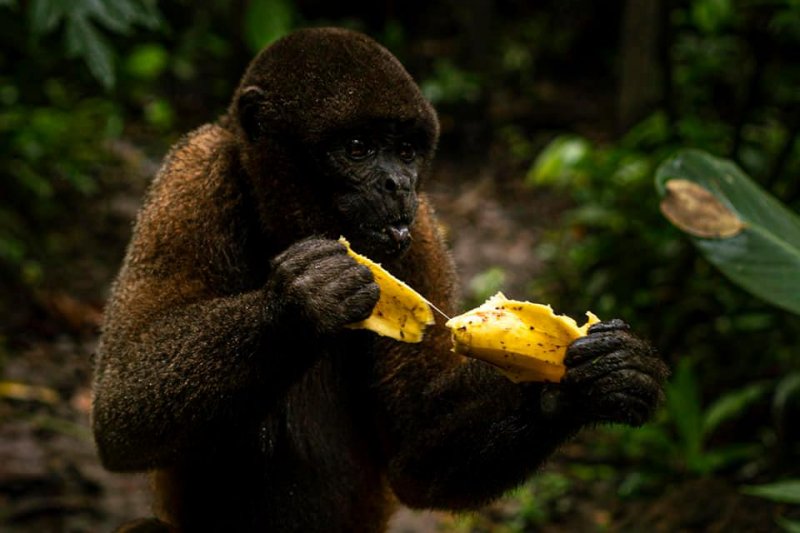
268 238 379 334
561 320 669 426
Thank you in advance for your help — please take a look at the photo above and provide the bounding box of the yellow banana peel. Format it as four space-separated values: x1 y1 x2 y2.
446 292 600 383
340 237 434 343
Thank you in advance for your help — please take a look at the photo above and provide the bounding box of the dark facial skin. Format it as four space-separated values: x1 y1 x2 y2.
320 122 423 260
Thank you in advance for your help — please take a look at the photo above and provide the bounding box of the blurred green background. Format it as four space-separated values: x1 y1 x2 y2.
1 0 799 531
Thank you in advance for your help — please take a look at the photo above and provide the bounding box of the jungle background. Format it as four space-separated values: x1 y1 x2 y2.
1 0 799 531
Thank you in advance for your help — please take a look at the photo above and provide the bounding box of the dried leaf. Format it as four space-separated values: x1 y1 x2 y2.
660 179 745 238
0 382 60 405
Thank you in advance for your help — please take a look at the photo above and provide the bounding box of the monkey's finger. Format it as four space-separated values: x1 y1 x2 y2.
589 391 659 427
312 255 375 287
273 238 347 275
565 332 624 366
339 282 381 323
564 330 641 367
587 319 630 334
585 369 665 409
309 258 376 298
289 260 372 310
564 349 668 386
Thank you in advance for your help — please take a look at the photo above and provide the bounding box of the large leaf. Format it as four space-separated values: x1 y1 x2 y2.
655 149 800 315
741 480 800 504
702 382 769 436
776 516 800 533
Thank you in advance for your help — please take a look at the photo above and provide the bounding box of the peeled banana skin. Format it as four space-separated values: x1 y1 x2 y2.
446 293 599 383
340 237 434 343
338 238 595 364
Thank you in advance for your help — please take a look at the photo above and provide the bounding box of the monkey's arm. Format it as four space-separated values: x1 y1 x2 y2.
95 239 376 472
93 128 377 472
94 282 292 472
372 203 667 510
373 328 583 509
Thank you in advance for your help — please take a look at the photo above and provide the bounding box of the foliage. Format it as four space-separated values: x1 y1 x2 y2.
420 60 482 106
0 0 166 303
0 0 798 527
0 1 241 305
464 267 506 307
743 480 800 505
0 83 124 288
25 0 161 88
514 3 800 517
523 114 688 325
599 358 768 477
519 0 800 397
663 358 767 475
655 150 800 315
742 480 800 532
654 147 800 529
243 0 296 53
442 471 574 532
505 472 572 530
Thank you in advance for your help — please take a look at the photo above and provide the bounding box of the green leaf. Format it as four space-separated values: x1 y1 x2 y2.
703 382 769 436
125 43 168 80
65 13 115 89
526 136 591 187
696 444 759 474
655 149 800 315
29 0 66 34
773 372 800 421
243 0 295 53
467 267 506 304
691 0 733 33
143 98 174 130
776 516 800 533
742 480 800 504
134 0 162 30
665 358 704 461
27 0 162 88
82 0 130 34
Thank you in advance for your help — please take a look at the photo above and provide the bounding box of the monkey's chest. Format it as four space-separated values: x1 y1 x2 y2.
257 348 391 531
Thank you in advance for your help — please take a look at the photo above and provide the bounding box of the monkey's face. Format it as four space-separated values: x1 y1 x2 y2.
320 121 428 260
232 28 440 259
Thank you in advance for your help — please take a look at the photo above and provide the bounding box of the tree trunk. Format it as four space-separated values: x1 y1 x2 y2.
617 0 663 133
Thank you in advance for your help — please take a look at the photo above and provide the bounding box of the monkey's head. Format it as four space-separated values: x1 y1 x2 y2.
231 27 439 260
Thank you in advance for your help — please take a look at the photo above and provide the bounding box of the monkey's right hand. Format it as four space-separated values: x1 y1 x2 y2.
267 238 380 334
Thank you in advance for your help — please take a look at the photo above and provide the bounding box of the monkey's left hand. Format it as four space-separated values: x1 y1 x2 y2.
560 319 669 426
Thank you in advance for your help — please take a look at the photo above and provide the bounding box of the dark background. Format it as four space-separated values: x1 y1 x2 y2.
1 0 799 531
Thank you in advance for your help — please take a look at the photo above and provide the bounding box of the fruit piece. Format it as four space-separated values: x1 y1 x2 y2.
445 292 600 383
340 237 435 343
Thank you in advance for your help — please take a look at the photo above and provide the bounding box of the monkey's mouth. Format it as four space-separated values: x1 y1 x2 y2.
384 223 412 251
348 222 412 260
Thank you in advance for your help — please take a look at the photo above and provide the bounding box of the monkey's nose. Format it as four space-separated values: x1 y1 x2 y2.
387 225 411 248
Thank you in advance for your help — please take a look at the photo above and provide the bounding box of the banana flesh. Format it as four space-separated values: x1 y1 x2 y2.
340 237 434 343
446 292 600 383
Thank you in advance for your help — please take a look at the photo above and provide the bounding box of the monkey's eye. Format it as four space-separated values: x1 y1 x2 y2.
345 138 373 161
398 142 416 163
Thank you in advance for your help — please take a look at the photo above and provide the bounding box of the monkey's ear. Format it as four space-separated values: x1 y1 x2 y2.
237 86 267 142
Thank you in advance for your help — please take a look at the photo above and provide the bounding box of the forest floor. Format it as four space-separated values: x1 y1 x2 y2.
0 142 784 532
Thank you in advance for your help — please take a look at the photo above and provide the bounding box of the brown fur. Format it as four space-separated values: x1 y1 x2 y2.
93 27 667 532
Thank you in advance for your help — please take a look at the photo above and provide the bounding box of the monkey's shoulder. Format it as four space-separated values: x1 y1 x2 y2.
122 124 246 281
147 123 236 199
132 124 242 232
